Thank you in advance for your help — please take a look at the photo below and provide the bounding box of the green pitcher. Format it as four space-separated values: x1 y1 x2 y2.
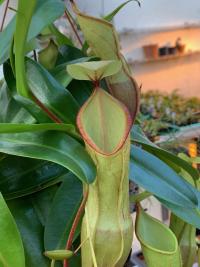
136 205 182 267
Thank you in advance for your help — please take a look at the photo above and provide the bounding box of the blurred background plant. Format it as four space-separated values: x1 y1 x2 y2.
140 89 200 138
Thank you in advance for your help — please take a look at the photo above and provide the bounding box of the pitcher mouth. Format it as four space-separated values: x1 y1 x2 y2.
77 88 132 156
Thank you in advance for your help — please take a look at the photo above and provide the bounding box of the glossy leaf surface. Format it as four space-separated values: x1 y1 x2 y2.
56 45 86 64
130 145 198 208
0 131 96 184
44 174 83 250
14 95 52 123
131 125 199 180
47 24 73 47
3 61 55 123
0 82 35 123
0 156 66 199
0 123 80 140
0 0 65 65
0 18 15 65
51 57 92 87
0 193 25 267
169 154 197 267
68 79 93 106
7 188 57 267
130 145 200 227
26 58 79 124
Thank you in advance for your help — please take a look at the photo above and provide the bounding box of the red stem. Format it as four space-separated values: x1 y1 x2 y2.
31 94 62 123
64 10 83 47
63 187 89 267
92 80 100 88
0 0 10 32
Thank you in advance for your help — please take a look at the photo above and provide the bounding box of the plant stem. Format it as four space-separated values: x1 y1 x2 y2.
0 0 10 31
65 10 83 47
85 207 98 267
51 260 55 267
63 186 89 267
33 50 37 61
8 6 17 12
31 94 63 123
74 237 88 254
130 191 152 203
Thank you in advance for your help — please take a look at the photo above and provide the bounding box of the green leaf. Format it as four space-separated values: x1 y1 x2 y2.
104 0 140 22
51 57 94 87
130 145 198 208
0 0 66 65
44 173 83 250
193 157 200 164
30 185 58 226
131 125 199 180
130 191 152 203
7 188 57 267
0 0 5 5
14 95 53 123
47 24 73 47
0 193 25 267
26 58 79 124
15 0 37 97
68 80 93 106
0 156 67 199
0 17 15 65
72 2 139 120
0 82 35 123
158 197 200 230
3 61 54 123
56 45 86 64
67 60 122 81
130 145 200 227
169 152 197 267
136 206 181 267
0 123 80 140
0 131 96 184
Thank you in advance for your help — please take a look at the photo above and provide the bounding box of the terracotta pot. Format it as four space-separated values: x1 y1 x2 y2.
143 44 158 59
177 44 185 54
168 46 177 55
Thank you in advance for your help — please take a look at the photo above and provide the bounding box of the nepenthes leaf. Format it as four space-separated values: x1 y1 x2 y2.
136 205 182 267
104 0 141 22
71 1 140 123
67 60 122 81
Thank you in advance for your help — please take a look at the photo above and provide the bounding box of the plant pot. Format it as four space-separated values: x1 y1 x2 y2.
177 44 185 54
159 46 168 56
143 44 158 59
168 46 177 55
